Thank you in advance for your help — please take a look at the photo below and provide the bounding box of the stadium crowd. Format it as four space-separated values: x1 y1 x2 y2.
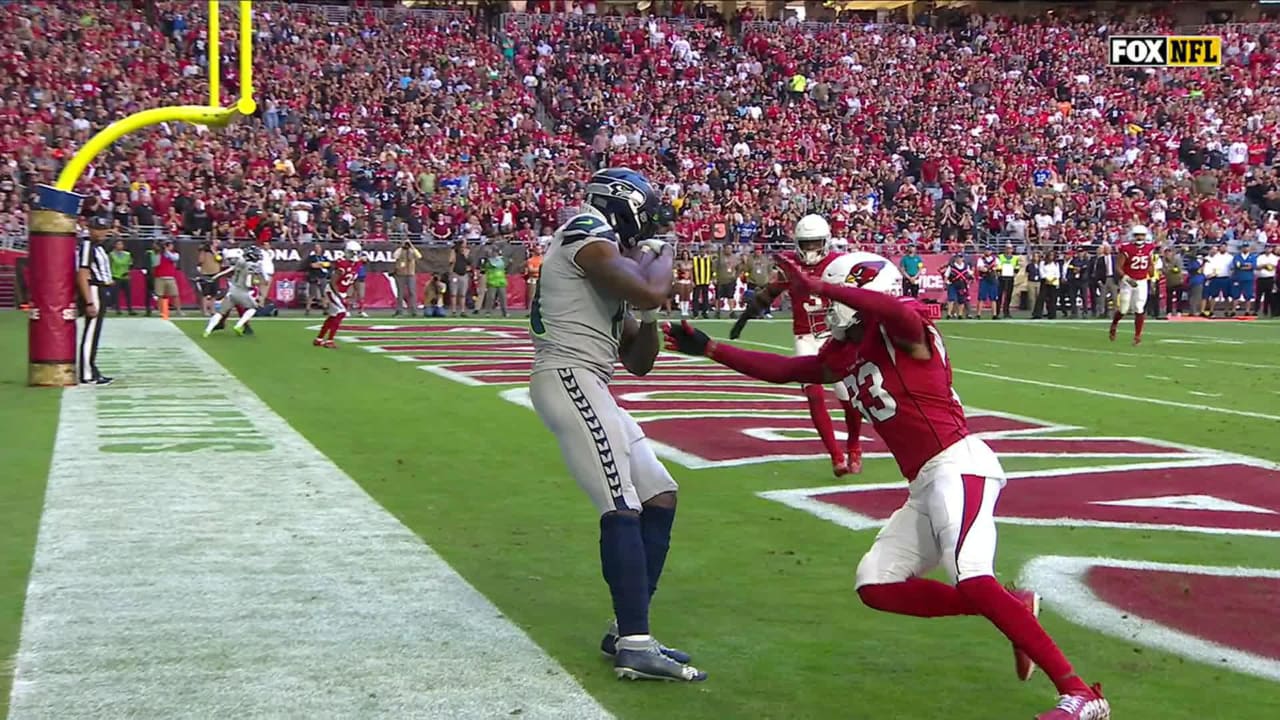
2 0 1280 271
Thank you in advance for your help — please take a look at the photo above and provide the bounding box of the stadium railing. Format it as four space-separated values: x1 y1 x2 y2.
740 19 887 34
500 12 711 33
257 2 469 25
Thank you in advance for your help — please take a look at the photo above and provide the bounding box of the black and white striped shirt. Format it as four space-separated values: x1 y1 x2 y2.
78 237 112 286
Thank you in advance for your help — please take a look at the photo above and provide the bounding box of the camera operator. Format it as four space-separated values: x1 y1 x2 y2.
393 239 422 316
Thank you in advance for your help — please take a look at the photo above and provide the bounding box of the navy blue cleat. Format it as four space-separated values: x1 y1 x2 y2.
601 620 691 664
613 636 706 682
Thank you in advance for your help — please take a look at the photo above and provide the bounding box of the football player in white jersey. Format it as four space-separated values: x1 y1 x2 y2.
203 245 264 337
530 168 704 682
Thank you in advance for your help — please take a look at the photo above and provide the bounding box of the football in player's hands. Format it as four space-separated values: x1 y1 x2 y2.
662 320 712 357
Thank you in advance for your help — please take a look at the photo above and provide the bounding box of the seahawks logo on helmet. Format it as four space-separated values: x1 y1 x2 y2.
585 167 662 249
243 246 263 263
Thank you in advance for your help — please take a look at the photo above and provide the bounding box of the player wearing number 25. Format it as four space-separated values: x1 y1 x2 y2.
663 252 1110 720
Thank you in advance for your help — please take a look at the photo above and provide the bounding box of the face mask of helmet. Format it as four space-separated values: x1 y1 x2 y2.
797 238 826 264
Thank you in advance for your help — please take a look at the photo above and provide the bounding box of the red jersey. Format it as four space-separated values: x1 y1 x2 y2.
774 250 843 336
1119 241 1156 281
330 258 362 296
817 300 968 480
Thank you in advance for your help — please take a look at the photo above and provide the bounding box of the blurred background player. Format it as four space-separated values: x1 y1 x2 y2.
975 247 999 320
673 248 693 317
665 252 1110 720
314 240 364 348
1230 243 1258 317
529 168 703 683
1110 224 1156 345
731 214 862 476
203 246 264 338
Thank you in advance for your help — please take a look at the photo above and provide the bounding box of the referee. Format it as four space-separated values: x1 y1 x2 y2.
77 217 114 386
691 245 715 319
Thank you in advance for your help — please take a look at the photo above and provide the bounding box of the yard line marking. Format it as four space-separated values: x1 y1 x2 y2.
1114 363 1136 368
8 320 611 720
955 370 1280 422
731 339 1279 423
1189 391 1223 398
1048 363 1067 368
984 363 1000 368
944 335 1270 370
1146 375 1172 381
1184 364 1199 368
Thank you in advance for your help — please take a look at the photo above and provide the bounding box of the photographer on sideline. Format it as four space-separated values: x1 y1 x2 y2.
393 240 422 317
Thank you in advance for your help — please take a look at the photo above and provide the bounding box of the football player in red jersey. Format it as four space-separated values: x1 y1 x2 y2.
664 253 1110 720
1110 224 1156 345
731 215 863 477
314 240 364 348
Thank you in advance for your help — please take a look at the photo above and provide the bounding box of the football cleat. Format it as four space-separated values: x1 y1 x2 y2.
322 339 336 349
601 621 690 664
202 328 212 338
613 637 706 682
1133 335 1142 346
833 456 851 478
313 338 326 347
94 376 115 386
1010 587 1041 681
1107 326 1117 342
1035 684 1110 720
232 324 245 336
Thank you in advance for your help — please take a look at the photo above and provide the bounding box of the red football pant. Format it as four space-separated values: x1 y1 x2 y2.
839 398 862 454
317 312 346 340
803 384 841 462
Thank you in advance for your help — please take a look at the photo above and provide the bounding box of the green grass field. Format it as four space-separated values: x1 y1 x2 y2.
2 310 1278 719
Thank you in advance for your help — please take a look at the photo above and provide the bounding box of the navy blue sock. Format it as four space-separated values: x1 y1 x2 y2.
640 505 676 598
599 513 650 637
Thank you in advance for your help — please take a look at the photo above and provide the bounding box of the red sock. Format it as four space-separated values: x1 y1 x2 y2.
1109 310 1122 330
327 312 347 340
317 316 335 340
804 385 841 462
1134 312 1145 339
858 578 976 617
956 576 1089 696
839 399 863 455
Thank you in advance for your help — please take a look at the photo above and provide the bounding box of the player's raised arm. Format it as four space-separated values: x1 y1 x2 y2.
664 321 834 385
775 254 927 352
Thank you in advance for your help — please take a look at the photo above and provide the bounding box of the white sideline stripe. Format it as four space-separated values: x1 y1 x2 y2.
732 339 1280 422
944 334 1271 369
1189 391 1223 398
1020 556 1280 683
7 320 611 720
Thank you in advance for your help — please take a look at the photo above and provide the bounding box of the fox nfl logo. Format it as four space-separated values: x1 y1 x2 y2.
1108 35 1222 67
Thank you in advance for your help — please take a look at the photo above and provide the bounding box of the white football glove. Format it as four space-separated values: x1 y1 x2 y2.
636 238 670 256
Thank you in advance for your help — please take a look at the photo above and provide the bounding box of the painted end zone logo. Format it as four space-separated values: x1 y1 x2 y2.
350 324 1280 680
1108 35 1222 67
347 324 1280 541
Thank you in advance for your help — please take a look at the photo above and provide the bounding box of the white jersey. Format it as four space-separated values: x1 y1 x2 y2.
530 206 626 382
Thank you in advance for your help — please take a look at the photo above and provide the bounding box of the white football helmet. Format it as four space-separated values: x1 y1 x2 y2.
344 240 363 259
821 251 903 340
1128 224 1151 243
794 214 832 265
